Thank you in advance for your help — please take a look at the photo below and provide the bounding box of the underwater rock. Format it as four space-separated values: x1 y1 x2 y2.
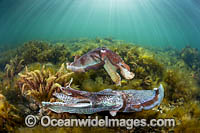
42 78 164 116
67 47 134 85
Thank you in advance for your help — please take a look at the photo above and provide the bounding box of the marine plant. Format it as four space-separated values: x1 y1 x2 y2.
0 38 199 132
0 48 17 70
5 55 24 79
17 40 50 64
17 41 70 65
180 46 200 84
0 93 22 132
180 46 200 68
18 63 73 103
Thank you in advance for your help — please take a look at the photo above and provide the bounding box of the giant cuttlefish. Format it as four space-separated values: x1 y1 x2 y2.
42 79 164 116
66 47 135 86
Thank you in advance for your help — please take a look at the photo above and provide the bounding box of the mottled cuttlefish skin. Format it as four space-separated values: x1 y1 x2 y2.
67 48 105 73
42 79 164 116
66 47 135 85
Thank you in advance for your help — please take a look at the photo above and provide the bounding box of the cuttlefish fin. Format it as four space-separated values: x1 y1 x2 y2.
103 59 121 86
110 111 118 116
137 84 164 111
123 84 164 112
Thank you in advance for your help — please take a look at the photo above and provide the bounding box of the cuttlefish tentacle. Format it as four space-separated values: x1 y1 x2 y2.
42 79 164 116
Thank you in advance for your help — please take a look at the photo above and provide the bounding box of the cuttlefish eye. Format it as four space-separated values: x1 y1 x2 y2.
101 49 106 53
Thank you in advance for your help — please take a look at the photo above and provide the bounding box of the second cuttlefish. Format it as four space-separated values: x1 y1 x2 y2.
66 47 135 85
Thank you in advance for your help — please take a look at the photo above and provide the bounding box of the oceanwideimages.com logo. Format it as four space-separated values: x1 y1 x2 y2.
25 115 175 129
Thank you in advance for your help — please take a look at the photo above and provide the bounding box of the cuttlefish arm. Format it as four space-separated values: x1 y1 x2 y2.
117 62 135 80
103 58 121 86
100 48 135 81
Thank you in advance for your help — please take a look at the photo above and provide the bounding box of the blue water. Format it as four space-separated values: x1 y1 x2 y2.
0 0 200 48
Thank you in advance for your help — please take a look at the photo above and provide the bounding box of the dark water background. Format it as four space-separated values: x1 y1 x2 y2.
0 0 200 49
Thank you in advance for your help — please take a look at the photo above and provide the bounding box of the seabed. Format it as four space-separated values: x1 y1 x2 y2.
0 38 200 132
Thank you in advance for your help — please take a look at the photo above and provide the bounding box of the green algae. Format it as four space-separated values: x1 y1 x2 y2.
0 93 23 132
0 38 199 132
5 55 24 79
16 41 70 65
